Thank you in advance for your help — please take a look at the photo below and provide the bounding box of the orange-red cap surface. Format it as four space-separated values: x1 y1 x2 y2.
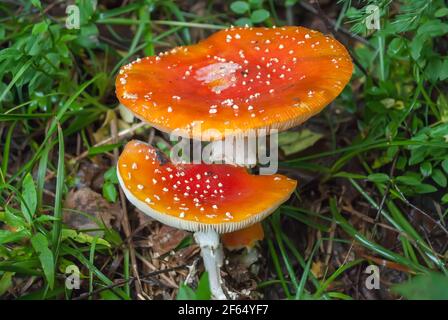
117 140 296 233
116 26 353 140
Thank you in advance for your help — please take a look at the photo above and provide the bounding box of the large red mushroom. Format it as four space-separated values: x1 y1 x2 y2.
116 26 353 140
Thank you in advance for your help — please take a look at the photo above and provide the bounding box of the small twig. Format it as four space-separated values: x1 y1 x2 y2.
342 204 398 233
298 1 372 47
135 252 180 288
394 186 448 238
71 122 147 162
72 265 187 300
372 156 398 237
184 257 201 285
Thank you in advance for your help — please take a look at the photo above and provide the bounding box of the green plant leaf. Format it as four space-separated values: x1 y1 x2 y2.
195 272 212 300
396 175 421 186
248 0 263 6
88 142 122 156
279 129 323 156
431 169 447 187
441 159 448 175
367 173 390 183
31 0 42 9
103 181 117 203
104 166 118 184
393 273 448 300
0 272 14 296
413 183 438 194
235 17 253 26
5 206 27 229
230 1 250 14
61 229 111 247
250 9 270 23
419 161 432 177
177 283 197 300
176 272 211 300
21 173 37 222
32 21 48 35
30 233 54 289
435 7 448 17
441 193 448 204
0 229 29 245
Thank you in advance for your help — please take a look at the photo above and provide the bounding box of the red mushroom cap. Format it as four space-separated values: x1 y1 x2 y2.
117 140 296 233
116 26 353 140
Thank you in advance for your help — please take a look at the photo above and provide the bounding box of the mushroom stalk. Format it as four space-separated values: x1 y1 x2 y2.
209 139 257 168
194 229 227 300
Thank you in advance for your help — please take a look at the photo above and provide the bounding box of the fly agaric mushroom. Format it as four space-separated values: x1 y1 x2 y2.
116 26 353 141
221 222 264 251
116 25 353 298
117 140 296 299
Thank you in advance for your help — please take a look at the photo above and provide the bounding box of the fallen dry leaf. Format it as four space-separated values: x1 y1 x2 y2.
63 187 122 235
311 260 324 279
148 225 190 255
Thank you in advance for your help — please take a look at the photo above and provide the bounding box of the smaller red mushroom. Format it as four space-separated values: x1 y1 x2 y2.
117 140 296 299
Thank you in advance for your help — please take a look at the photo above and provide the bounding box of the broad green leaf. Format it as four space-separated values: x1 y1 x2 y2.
103 182 117 203
34 215 59 223
435 7 448 17
413 183 438 194
31 0 42 9
99 290 122 300
387 37 405 57
30 233 54 289
0 229 29 245
441 193 448 204
279 130 323 156
396 175 421 186
0 272 14 296
235 17 253 26
441 159 448 175
88 142 122 156
419 162 432 177
195 272 212 300
248 0 263 6
393 273 448 300
177 283 197 300
431 169 447 187
21 173 37 222
61 229 111 247
5 207 27 229
104 166 118 184
230 1 250 14
250 9 270 23
32 21 48 35
408 147 426 165
176 272 211 300
440 59 448 81
367 173 390 183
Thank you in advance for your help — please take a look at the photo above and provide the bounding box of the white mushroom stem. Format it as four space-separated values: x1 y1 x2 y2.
194 229 227 300
208 138 257 167
202 139 257 300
